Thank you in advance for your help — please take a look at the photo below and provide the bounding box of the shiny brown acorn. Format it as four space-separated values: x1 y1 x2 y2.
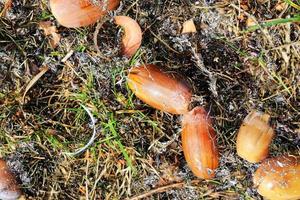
236 110 274 163
127 64 192 114
181 106 219 179
114 16 142 57
50 0 120 28
253 155 300 200
0 159 21 200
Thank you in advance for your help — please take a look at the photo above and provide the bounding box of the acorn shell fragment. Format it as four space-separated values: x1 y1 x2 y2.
114 16 142 57
182 19 197 34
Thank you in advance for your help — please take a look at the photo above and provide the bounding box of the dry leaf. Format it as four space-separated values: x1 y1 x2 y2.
39 21 61 48
182 19 197 34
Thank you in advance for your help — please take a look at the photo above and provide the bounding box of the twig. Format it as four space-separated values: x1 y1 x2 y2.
61 50 74 63
193 3 228 9
93 17 111 62
126 180 201 200
266 41 300 51
149 29 180 54
64 104 97 156
190 47 218 97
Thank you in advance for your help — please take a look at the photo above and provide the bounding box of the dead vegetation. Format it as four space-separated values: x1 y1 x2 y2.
0 0 299 199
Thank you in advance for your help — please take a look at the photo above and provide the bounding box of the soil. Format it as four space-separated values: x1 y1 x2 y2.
0 0 299 199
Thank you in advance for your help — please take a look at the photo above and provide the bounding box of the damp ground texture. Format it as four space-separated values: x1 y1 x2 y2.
0 0 299 199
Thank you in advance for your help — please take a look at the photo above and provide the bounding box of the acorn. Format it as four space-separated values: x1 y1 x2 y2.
50 0 120 28
0 159 21 200
128 64 192 114
236 110 274 163
181 106 219 179
253 155 300 200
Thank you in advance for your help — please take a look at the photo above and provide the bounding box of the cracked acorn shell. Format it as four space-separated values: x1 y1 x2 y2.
253 155 300 200
0 159 21 200
50 0 120 28
114 16 142 57
181 106 219 179
127 64 192 114
236 110 274 163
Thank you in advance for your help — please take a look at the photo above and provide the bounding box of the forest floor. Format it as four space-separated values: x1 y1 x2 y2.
0 0 299 199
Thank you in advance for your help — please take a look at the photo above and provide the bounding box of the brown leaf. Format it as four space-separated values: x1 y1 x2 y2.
39 21 61 48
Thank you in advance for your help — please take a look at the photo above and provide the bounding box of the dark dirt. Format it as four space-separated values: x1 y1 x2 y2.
0 0 299 199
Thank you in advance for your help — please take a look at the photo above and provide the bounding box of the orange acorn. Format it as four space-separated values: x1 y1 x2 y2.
181 106 219 179
253 155 300 200
128 64 192 114
50 0 120 28
236 110 274 163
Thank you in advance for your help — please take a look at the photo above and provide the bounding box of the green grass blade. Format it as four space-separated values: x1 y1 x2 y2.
107 115 134 171
284 0 300 10
243 15 300 33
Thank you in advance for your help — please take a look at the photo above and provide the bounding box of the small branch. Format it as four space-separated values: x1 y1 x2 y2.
190 47 218 97
93 17 111 62
126 180 201 200
149 29 180 54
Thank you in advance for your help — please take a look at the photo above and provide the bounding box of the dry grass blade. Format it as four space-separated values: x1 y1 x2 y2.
0 0 12 17
1 0 299 199
22 66 49 103
190 47 218 97
64 104 97 156
127 180 201 200
284 0 300 10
